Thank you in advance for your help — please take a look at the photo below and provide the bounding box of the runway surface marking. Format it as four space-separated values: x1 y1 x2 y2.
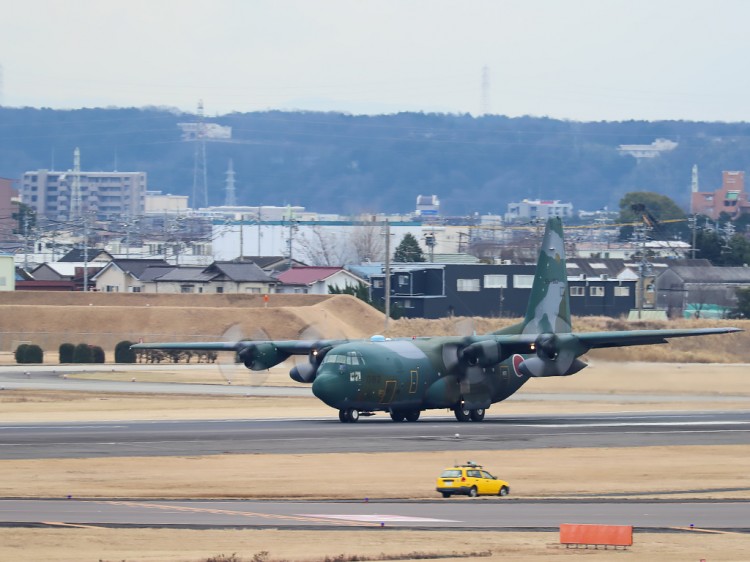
299 514 459 523
513 421 750 428
100 500 380 527
670 526 746 535
41 521 105 529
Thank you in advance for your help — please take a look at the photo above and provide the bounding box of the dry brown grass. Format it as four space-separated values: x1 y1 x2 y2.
4 528 750 562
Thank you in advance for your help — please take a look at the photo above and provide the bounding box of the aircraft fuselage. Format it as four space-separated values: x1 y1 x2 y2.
311 339 530 418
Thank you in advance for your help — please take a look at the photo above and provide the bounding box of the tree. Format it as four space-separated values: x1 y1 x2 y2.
393 233 425 262
115 340 136 363
734 287 750 318
617 192 687 241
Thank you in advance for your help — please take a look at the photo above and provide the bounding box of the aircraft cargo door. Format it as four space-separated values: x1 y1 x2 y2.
379 380 397 404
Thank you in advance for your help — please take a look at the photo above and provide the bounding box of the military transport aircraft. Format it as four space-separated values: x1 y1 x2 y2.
132 217 741 423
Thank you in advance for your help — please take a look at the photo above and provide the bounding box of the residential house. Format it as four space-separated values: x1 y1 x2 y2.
0 255 15 291
90 258 170 293
275 266 368 294
139 261 278 294
237 256 306 273
655 265 750 318
29 262 104 291
58 248 114 263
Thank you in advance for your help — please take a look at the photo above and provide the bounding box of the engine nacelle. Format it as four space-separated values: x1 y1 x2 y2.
290 362 318 383
517 357 588 377
238 343 290 371
460 340 503 367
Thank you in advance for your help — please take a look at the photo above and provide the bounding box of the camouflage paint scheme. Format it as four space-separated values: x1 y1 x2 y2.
133 217 741 423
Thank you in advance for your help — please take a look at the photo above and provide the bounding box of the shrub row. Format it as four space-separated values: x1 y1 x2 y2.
15 343 44 364
58 343 105 363
14 340 137 365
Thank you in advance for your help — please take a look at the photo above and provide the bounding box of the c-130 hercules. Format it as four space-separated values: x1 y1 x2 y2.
132 217 741 423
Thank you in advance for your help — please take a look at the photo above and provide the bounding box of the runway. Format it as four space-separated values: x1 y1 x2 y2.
1 498 748 531
2 366 749 533
1 410 749 459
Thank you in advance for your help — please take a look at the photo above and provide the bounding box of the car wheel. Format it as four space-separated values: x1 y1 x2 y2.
404 410 420 422
468 486 478 498
441 492 451 498
470 408 485 422
499 486 509 496
454 406 471 422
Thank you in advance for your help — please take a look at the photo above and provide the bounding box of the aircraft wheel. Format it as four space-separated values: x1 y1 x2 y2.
345 408 360 423
454 406 471 422
404 410 421 422
338 410 348 423
389 411 406 422
470 408 485 422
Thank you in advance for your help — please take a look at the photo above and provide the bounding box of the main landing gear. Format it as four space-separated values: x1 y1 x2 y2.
453 406 485 422
389 409 421 422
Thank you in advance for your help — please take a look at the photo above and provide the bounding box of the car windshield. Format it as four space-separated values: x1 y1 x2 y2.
440 469 462 478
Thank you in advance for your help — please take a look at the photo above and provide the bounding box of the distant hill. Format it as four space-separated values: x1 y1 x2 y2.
2 106 750 216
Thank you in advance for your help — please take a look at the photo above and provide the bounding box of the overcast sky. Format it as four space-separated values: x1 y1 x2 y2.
2 0 749 121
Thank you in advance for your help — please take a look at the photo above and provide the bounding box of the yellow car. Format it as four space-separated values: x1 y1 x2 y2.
436 462 510 498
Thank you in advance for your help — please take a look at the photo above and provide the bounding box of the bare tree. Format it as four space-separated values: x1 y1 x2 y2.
297 225 353 266
350 224 385 263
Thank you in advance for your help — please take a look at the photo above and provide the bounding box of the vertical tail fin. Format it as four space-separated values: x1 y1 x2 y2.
522 217 571 334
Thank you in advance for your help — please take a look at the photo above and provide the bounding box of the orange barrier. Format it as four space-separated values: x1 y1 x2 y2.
560 524 633 549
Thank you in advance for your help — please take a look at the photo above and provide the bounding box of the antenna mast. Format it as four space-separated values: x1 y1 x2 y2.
191 100 208 209
224 158 237 206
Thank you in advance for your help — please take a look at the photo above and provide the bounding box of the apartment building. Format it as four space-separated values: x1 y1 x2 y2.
21 169 146 221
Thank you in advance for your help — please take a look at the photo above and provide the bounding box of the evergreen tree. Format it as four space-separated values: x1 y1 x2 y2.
393 233 425 262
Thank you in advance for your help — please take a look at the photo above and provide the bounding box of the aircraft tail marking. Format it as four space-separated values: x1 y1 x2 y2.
522 217 571 335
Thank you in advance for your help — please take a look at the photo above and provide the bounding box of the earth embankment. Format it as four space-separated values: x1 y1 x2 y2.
0 292 385 352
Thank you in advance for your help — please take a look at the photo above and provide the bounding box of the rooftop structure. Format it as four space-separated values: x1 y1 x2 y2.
617 138 678 158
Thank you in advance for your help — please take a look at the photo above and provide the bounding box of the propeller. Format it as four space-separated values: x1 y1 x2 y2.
216 323 271 387
517 332 587 377
288 322 339 383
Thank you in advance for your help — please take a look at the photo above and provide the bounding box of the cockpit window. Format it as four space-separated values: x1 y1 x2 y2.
323 351 365 366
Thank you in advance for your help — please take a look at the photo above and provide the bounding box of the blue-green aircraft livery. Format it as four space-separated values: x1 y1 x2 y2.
132 218 741 423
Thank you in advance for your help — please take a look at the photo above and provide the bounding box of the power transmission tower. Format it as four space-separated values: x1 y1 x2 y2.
192 100 208 209
224 159 237 206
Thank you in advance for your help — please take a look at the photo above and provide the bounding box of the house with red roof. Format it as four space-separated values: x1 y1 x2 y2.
275 266 368 294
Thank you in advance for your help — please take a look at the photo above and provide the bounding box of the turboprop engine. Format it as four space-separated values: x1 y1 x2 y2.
289 345 332 383
237 343 290 371
516 333 587 377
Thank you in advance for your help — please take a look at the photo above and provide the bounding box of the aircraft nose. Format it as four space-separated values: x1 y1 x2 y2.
312 372 344 408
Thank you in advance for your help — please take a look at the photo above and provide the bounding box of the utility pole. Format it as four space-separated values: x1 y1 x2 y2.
632 221 652 319
83 213 89 292
690 164 699 259
384 220 391 332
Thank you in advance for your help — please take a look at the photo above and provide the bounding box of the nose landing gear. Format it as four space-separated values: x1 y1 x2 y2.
338 408 360 423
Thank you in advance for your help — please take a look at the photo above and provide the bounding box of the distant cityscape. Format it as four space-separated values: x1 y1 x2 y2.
2 108 750 321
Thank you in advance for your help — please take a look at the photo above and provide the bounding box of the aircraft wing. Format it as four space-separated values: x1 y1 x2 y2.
131 339 350 354
130 339 352 371
574 327 742 350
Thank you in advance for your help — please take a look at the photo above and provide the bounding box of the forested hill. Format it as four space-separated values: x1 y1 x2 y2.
3 106 750 216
